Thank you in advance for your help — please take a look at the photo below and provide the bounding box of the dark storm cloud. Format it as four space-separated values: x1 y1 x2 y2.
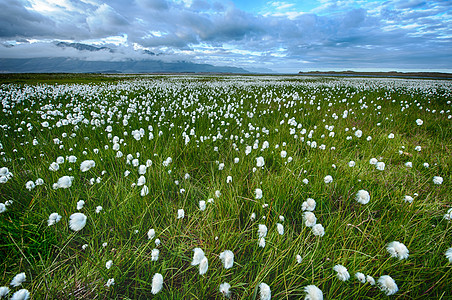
0 0 54 38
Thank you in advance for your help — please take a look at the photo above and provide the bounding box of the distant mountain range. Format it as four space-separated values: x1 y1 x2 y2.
0 42 249 74
0 57 249 73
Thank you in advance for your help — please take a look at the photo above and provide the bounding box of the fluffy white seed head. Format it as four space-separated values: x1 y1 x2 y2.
0 286 10 297
10 289 30 300
296 255 302 264
151 248 159 261
177 209 185 219
433 176 443 185
191 248 205 266
219 282 231 298
69 213 87 231
199 256 209 275
302 198 316 211
303 285 323 300
378 275 398 295
259 283 271 300
106 260 113 269
386 241 409 260
312 224 325 237
219 250 234 269
10 273 26 287
323 175 333 183
47 213 62 226
151 273 163 294
147 228 155 240
255 188 263 199
333 264 350 281
355 190 370 204
80 160 95 172
258 224 268 238
256 156 265 167
445 247 452 263
355 272 366 283
277 223 284 235
303 212 317 227
366 275 375 285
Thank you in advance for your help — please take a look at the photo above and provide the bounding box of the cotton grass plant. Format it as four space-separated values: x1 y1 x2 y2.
0 74 450 299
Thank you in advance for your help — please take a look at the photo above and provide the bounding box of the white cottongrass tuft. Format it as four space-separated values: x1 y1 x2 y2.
69 213 87 231
76 200 85 210
0 203 6 213
25 181 35 191
355 272 366 283
366 275 375 285
147 228 155 240
256 156 265 167
369 158 378 165
296 255 302 264
444 247 452 263
303 212 317 227
258 224 268 238
378 275 398 295
259 282 271 300
386 241 409 260
199 256 209 275
151 273 163 294
302 198 316 211
333 264 350 281
151 248 159 261
199 200 206 211
446 209 452 221
376 161 385 171
355 190 370 204
255 188 263 199
416 118 423 126
258 237 266 248
10 272 26 287
80 160 95 172
105 278 115 287
55 176 74 189
433 176 443 185
95 206 103 213
312 224 325 237
323 175 333 183
10 289 30 300
106 260 113 269
140 185 149 196
191 248 205 266
219 282 231 298
303 284 323 300
47 213 62 226
0 286 10 297
404 195 414 203
219 250 234 269
277 223 284 235
177 209 185 219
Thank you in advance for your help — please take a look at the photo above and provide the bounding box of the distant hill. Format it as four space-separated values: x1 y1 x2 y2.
0 57 249 74
298 70 452 79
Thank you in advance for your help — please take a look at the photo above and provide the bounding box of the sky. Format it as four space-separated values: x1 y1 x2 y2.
0 0 451 73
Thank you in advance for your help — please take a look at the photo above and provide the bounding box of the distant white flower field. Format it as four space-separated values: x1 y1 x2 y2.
0 75 450 298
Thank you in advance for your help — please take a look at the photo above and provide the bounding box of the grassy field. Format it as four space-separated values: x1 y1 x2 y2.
0 74 451 299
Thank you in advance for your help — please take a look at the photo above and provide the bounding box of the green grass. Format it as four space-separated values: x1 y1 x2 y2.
0 74 451 299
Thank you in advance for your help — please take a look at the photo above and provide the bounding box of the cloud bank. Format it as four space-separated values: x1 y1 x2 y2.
0 0 451 72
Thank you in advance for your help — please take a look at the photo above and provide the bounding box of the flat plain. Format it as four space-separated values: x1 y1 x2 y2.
0 74 451 299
